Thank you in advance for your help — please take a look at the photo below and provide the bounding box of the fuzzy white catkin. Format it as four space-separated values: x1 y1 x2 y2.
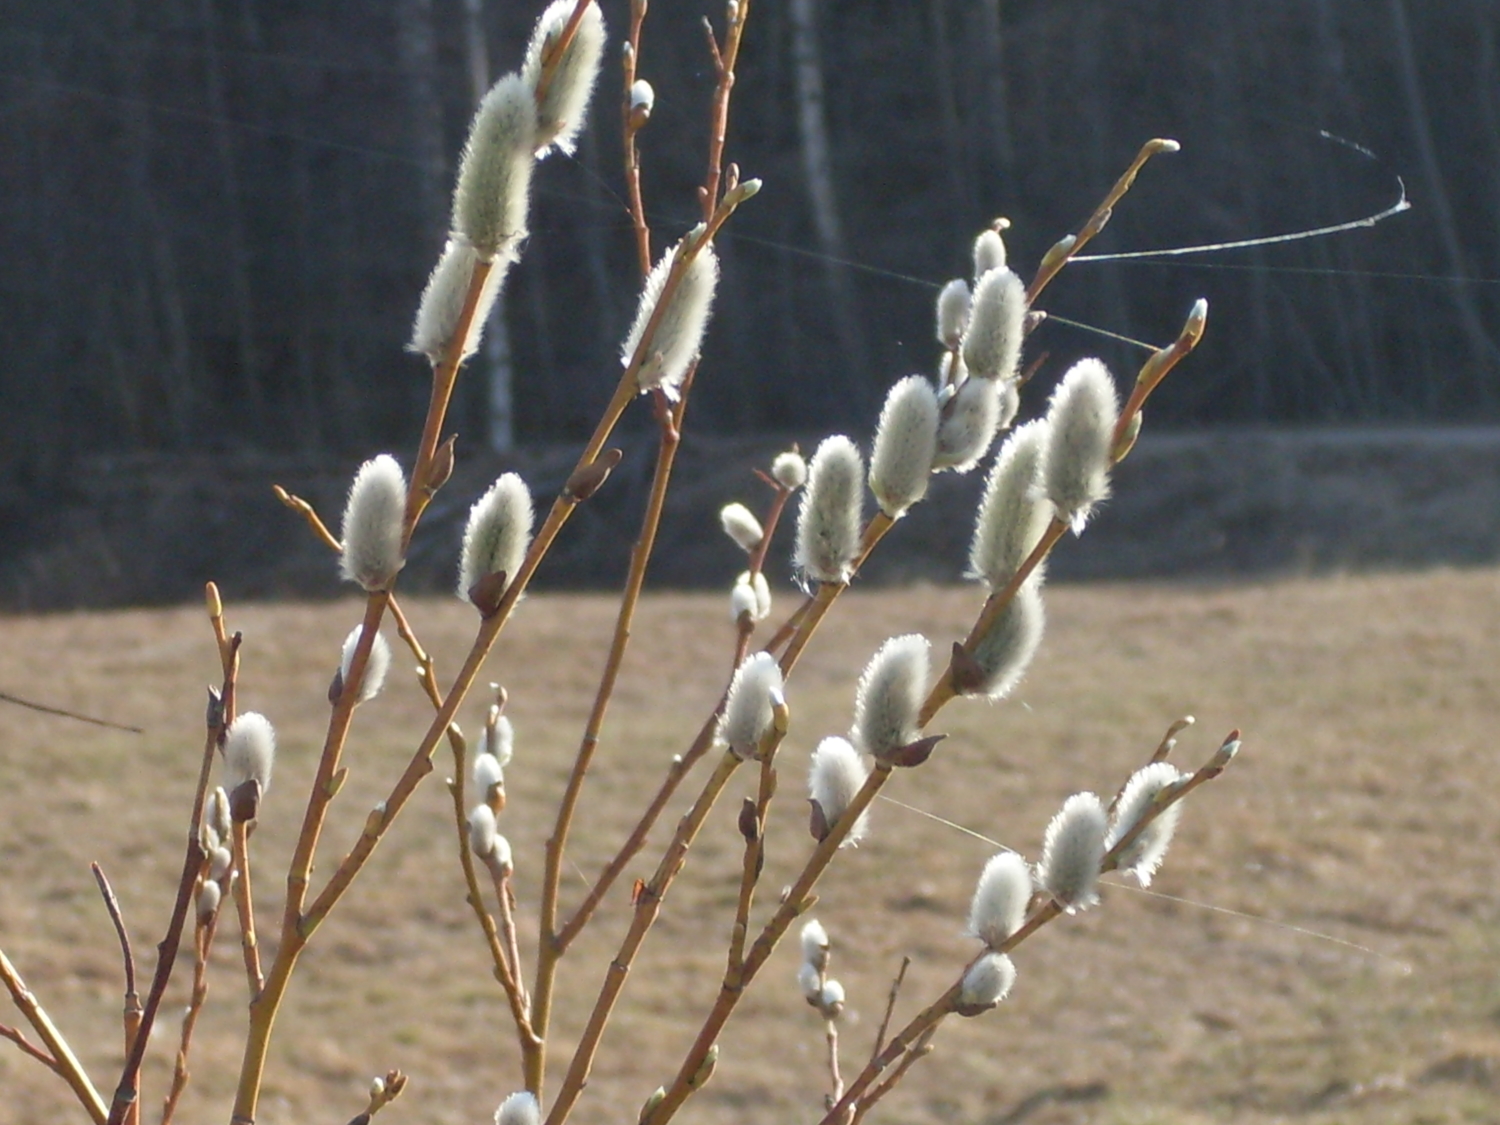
482 714 515 768
794 436 864 583
1038 792 1108 912
522 1 606 156
224 712 276 796
339 455 406 591
730 571 772 623
967 852 1032 949
196 880 221 921
797 961 822 1003
969 579 1045 699
818 979 846 1010
800 919 830 971
851 634 929 761
1107 762 1186 886
210 787 232 841
409 237 508 364
622 238 719 400
1042 359 1119 533
936 279 972 349
968 420 1053 591
961 266 1026 382
208 845 232 882
459 473 534 600
469 803 499 860
718 652 784 758
629 78 655 118
959 951 1016 1008
771 450 808 490
339 625 391 704
973 228 1007 278
452 74 536 257
720 502 764 553
869 376 940 517
494 1090 540 1125
473 752 505 799
808 736 870 845
491 832 514 874
932 377 1002 474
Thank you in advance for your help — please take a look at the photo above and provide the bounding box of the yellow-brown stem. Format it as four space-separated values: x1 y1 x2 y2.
0 949 107 1124
230 821 263 997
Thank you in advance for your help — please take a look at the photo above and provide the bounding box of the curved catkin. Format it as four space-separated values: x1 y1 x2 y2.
800 918 830 971
969 579 1045 699
720 502 764 553
794 436 865 584
961 267 1026 382
718 652 784 758
473 752 505 801
224 712 276 796
936 279 972 349
851 634 929 761
967 851 1032 949
1042 359 1119 533
482 713 515 768
1107 761 1186 886
458 473 534 600
973 228 1007 279
1038 792 1108 912
339 625 391 704
932 377 1002 474
339 455 406 591
469 803 499 860
869 376 940 518
622 239 719 400
958 951 1017 1009
452 74 537 258
808 736 870 846
495 1091 540 1125
409 238 508 364
968 420 1053 591
521 1 606 156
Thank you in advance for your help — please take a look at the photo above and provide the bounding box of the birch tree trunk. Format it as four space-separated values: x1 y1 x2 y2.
789 0 870 410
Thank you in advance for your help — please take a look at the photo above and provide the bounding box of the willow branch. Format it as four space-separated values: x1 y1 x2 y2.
0 949 106 1124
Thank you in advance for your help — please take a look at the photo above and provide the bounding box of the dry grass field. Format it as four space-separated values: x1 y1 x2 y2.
3 570 1500 1125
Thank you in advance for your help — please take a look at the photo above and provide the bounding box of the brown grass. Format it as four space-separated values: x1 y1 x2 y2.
3 569 1500 1125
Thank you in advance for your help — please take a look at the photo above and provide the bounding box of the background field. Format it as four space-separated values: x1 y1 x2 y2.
3 571 1499 1125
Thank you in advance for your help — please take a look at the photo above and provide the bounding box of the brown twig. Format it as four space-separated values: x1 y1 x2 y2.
701 0 751 220
643 762 896 1125
230 819 264 997
544 750 745 1125
1025 138 1179 304
529 385 687 1097
848 1024 935 1125
162 885 228 1125
105 595 237 1125
621 0 652 275
870 956 910 1061
90 864 141 1063
0 1022 63 1075
0 948 107 1123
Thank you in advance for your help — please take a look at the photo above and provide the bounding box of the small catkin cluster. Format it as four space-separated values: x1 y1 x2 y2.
195 787 235 921
795 919 846 1020
469 704 518 877
410 2 606 365
717 652 785 759
337 624 391 704
222 712 276 819
865 225 1033 522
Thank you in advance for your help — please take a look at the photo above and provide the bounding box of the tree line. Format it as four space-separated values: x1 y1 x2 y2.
1 0 1497 504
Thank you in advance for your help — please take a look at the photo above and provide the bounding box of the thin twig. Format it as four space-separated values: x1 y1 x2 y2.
0 1022 63 1075
105 596 237 1125
0 949 107 1123
162 890 227 1125
870 956 910 1061
849 1025 936 1125
90 864 141 1062
230 820 263 997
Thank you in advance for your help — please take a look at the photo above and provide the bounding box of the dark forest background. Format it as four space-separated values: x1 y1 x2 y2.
3 0 1499 507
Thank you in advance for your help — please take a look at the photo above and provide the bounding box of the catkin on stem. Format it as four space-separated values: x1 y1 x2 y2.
1107 762 1186 886
794 436 865 583
339 455 406 591
968 420 1053 591
622 238 720 400
1038 792 1107 912
851 634 930 761
522 1 606 156
961 266 1026 382
458 473 534 600
452 74 537 258
808 737 870 846
869 376 939 517
1042 359 1119 533
967 851 1031 949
